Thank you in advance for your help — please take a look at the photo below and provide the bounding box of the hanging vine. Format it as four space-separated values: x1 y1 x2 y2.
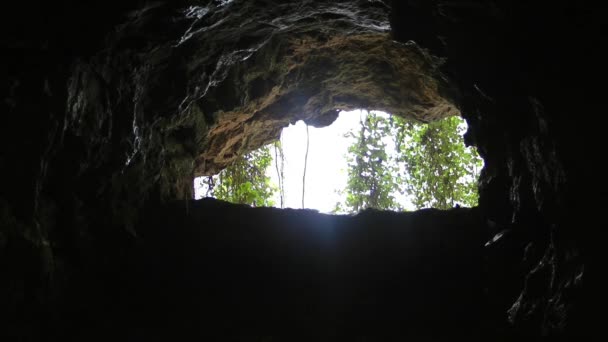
273 139 285 208
302 123 310 208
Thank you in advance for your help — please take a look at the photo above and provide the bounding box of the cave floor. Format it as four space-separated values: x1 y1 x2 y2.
58 198 508 341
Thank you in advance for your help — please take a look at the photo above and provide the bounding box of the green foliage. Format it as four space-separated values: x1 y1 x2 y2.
335 112 401 212
337 112 482 213
394 115 482 210
201 145 277 207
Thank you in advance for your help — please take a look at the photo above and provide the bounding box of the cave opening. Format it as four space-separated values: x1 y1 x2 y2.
1 0 598 339
193 109 483 213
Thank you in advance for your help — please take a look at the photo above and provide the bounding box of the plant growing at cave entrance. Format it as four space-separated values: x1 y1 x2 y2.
199 146 277 207
395 115 482 210
336 112 482 213
334 112 401 213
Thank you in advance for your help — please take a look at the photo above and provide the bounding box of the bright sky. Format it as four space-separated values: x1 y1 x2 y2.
268 110 361 212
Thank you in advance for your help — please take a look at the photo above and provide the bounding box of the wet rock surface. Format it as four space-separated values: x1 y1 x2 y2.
1 0 603 340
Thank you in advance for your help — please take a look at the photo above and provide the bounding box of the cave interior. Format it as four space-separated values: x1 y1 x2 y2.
0 0 603 340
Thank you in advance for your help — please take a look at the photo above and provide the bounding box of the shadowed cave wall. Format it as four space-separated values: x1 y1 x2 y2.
1 0 603 340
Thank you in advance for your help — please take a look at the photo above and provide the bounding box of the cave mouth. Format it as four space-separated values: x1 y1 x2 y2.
194 109 483 213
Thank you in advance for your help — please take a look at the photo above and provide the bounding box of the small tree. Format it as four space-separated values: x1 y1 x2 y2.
335 111 400 213
394 116 482 209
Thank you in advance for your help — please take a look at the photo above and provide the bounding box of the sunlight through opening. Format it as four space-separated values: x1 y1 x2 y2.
194 110 484 214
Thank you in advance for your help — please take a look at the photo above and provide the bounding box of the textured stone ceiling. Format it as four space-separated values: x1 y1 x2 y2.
69 0 458 183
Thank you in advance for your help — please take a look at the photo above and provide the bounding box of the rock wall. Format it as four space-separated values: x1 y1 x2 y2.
390 1 602 339
1 0 602 340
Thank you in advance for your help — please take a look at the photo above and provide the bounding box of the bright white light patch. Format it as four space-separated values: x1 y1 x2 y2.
268 110 363 212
